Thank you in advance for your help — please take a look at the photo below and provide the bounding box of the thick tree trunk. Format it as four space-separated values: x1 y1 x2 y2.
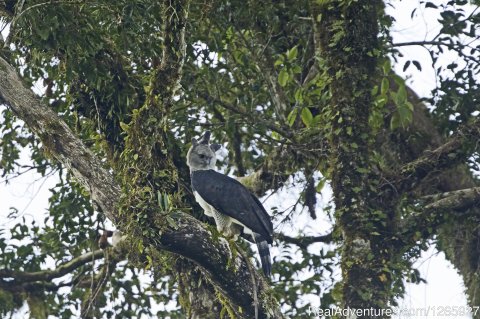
311 0 394 314
310 0 480 314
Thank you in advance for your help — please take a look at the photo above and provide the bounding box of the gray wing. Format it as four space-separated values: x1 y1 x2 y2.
191 170 273 244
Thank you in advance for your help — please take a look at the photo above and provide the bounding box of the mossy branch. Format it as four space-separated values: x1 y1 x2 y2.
397 117 480 191
0 250 104 286
423 186 480 211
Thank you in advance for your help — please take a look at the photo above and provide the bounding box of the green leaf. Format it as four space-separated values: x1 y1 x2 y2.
382 59 391 75
119 122 129 131
291 65 302 74
38 28 50 40
166 216 178 230
287 108 299 127
145 255 153 270
352 186 362 193
390 73 402 85
316 178 326 193
356 167 369 174
301 108 313 127
390 103 413 129
396 84 407 105
278 69 289 87
163 194 170 212
226 26 234 40
380 78 389 95
233 50 244 65
390 112 401 130
294 88 303 103
312 114 322 126
405 101 414 111
286 46 298 61
398 103 413 123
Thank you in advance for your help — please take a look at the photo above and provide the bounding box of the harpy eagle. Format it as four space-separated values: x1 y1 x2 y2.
186 131 273 276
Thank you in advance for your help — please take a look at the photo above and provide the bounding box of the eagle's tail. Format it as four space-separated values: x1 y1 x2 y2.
255 234 271 277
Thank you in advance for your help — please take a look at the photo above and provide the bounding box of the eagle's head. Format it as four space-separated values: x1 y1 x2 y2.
187 131 221 171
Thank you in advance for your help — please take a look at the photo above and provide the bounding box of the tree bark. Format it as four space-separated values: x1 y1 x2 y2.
311 0 393 314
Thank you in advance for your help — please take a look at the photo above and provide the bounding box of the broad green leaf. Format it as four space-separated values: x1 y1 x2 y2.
316 178 326 193
294 88 303 103
396 84 407 105
166 216 178 230
291 65 302 74
287 108 299 127
382 59 391 75
312 114 322 126
390 112 401 130
163 193 170 212
301 108 313 127
278 69 289 87
381 78 389 95
287 46 298 61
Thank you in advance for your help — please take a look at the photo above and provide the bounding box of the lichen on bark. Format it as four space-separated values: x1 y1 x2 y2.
311 0 397 312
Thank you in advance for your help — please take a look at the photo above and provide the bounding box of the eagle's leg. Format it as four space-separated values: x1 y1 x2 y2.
228 224 242 241
212 210 241 241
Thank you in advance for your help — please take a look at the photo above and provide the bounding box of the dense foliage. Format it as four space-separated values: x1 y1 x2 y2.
0 0 479 318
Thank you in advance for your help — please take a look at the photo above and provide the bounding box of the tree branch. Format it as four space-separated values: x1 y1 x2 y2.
0 278 73 293
423 186 480 212
160 213 283 318
396 117 480 191
398 190 480 247
392 40 480 54
277 232 334 250
0 249 104 283
0 55 121 223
